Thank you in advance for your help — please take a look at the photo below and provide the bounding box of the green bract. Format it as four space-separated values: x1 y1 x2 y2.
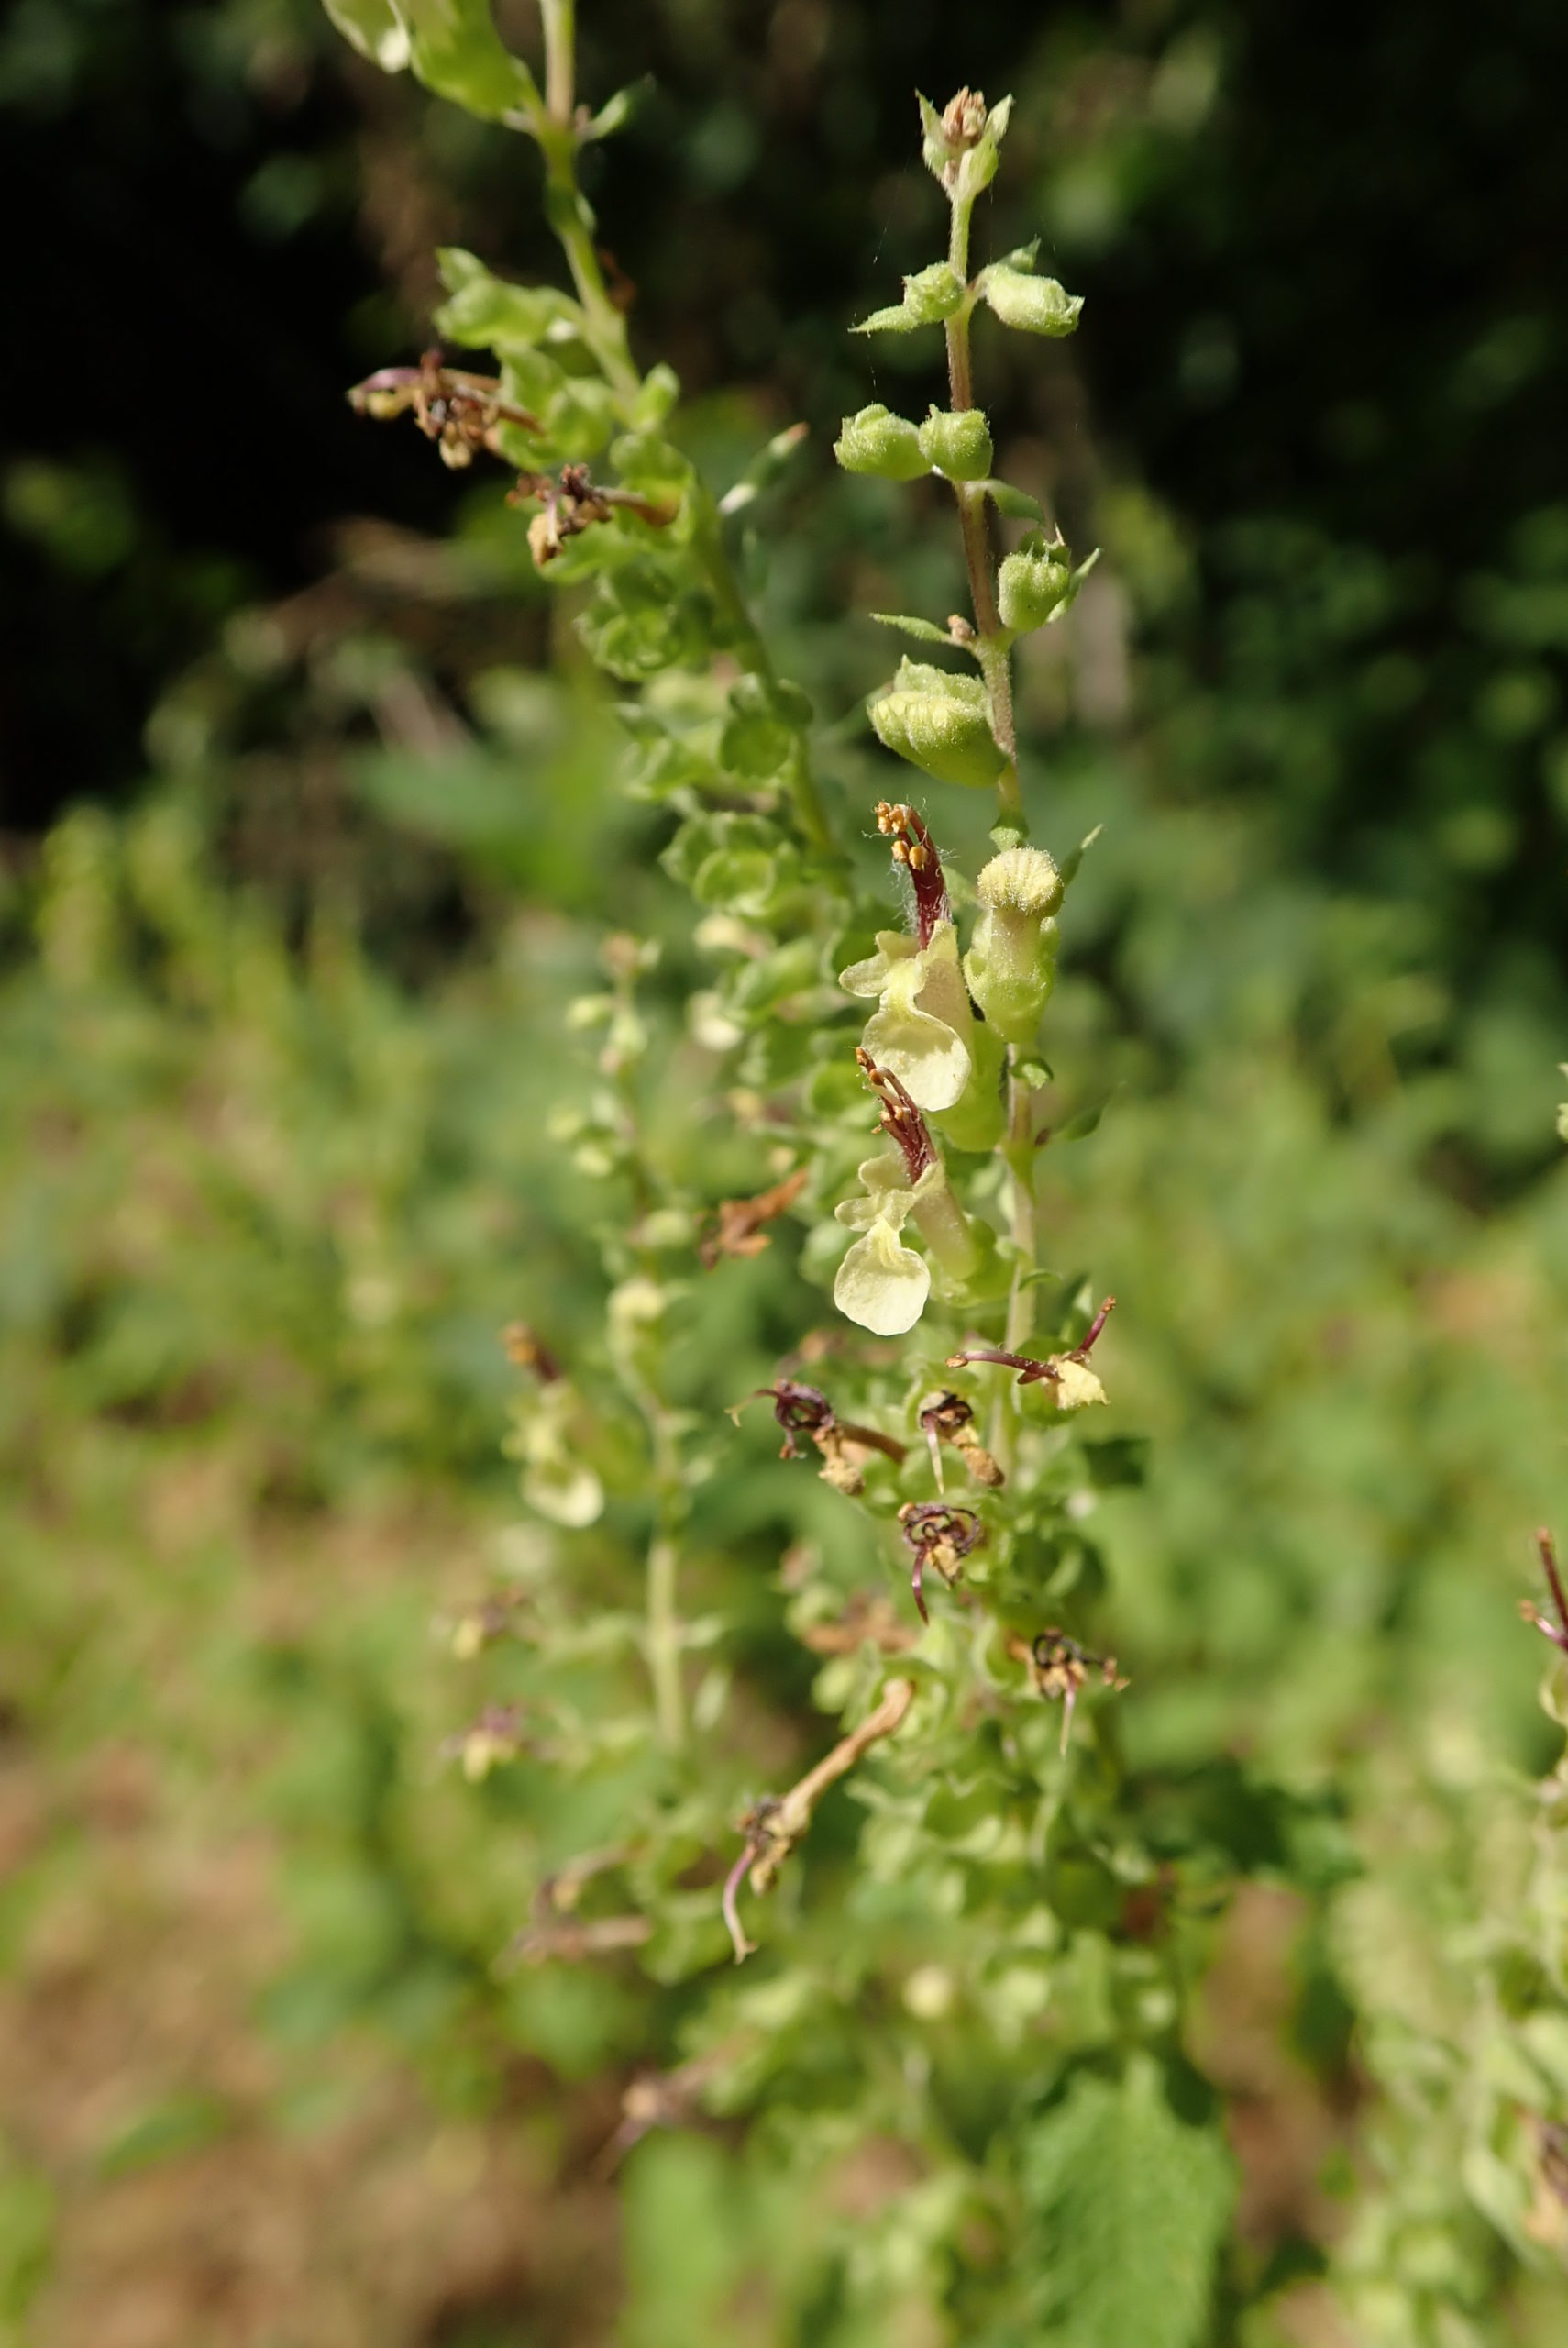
977 262 1084 338
853 261 966 334
834 404 931 481
869 659 1007 790
919 406 995 481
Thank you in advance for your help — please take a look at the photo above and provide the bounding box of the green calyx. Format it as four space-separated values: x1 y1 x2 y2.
869 659 1006 792
919 406 994 482
853 261 967 336
977 261 1083 338
998 535 1100 634
834 404 931 482
964 846 1064 1045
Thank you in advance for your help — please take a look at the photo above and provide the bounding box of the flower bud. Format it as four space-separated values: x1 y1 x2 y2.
977 263 1082 338
899 262 966 324
998 538 1073 633
918 406 993 482
965 846 1064 1045
869 659 1006 792
834 404 930 482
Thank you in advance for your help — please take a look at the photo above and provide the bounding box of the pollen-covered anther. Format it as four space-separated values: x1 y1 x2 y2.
873 802 951 942
898 1500 984 1623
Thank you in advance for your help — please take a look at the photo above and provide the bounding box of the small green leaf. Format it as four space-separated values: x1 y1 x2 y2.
322 0 410 71
1021 2059 1235 2348
870 612 962 647
1055 1095 1109 1143
580 76 651 141
718 421 811 515
852 264 965 335
1056 823 1104 889
390 0 542 124
978 479 1044 521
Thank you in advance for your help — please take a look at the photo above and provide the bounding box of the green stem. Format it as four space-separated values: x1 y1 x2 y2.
536 0 641 410
646 1527 686 1754
993 1066 1039 1475
944 195 1025 835
540 0 574 120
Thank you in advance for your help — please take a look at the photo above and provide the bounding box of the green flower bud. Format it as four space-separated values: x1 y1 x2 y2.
964 846 1064 1045
902 261 966 323
869 659 1006 792
918 406 994 482
998 538 1073 633
977 263 1082 338
834 404 930 482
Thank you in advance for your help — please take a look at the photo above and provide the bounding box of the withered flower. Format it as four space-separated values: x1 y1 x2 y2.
348 349 541 468
918 1389 1004 1492
510 460 677 567
700 1165 809 1268
738 1379 906 1498
1020 1629 1129 1754
898 1500 984 1623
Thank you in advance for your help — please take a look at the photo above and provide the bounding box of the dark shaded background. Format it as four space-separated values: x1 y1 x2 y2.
6 0 1566 886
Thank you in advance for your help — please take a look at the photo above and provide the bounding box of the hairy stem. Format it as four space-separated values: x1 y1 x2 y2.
991 1069 1039 1473
944 194 1025 834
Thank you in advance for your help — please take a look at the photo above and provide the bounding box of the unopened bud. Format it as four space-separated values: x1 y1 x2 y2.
918 406 993 482
966 847 1063 1044
977 263 1082 338
834 404 930 482
998 539 1073 633
869 660 1006 792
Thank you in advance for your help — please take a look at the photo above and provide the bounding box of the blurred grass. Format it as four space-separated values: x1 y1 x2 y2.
1 644 1563 2337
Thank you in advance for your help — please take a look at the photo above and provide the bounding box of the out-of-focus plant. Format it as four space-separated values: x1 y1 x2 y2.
318 3 1256 2338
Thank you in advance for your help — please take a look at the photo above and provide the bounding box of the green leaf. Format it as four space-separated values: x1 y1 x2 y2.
718 421 811 516
1021 2060 1234 2348
389 0 541 125
581 75 652 142
852 263 965 336
322 0 410 71
870 612 961 647
978 479 1044 521
1056 823 1104 889
435 249 584 351
1055 1094 1109 1143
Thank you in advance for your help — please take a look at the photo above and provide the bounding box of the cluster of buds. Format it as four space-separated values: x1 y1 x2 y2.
348 349 540 467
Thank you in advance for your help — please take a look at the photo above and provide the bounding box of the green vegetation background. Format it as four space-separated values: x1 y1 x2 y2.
2 1 1567 2342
